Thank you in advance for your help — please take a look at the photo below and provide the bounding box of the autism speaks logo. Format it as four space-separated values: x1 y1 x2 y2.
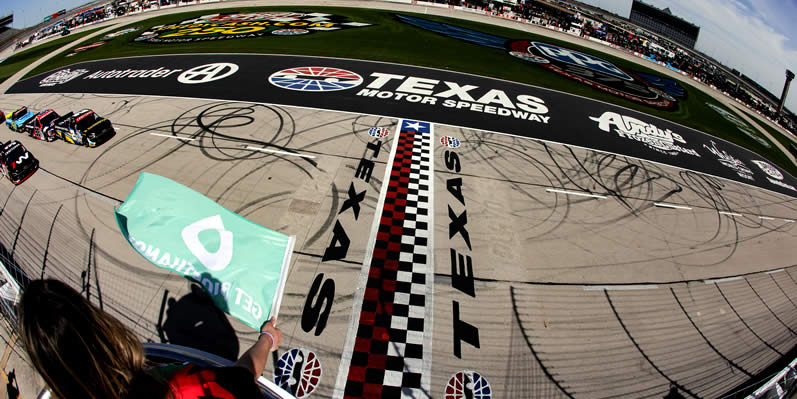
136 12 372 43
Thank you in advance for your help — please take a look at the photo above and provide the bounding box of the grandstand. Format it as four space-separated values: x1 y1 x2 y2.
0 14 19 50
629 0 700 49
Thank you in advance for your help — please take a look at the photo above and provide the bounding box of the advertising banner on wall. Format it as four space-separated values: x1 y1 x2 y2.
11 53 797 197
114 172 295 330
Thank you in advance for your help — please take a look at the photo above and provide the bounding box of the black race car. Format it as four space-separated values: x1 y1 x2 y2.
22 109 59 141
52 109 115 147
0 141 39 185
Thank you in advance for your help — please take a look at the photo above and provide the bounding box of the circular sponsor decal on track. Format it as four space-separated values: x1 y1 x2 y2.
505 39 675 109
368 127 390 138
269 67 364 92
274 348 322 398
272 29 309 36
752 160 784 180
445 370 491 399
440 136 461 148
177 63 239 84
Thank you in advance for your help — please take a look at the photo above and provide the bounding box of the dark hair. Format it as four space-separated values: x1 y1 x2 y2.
18 279 169 399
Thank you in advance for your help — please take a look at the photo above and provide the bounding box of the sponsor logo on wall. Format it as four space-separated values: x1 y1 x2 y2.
135 12 371 43
590 111 700 156
752 160 796 191
395 13 676 109
703 140 754 180
706 103 770 148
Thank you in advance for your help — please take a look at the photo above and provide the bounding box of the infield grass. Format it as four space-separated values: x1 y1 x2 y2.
20 6 797 176
741 108 797 158
0 27 103 85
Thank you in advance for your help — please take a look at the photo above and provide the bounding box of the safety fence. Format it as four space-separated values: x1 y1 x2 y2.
742 357 797 399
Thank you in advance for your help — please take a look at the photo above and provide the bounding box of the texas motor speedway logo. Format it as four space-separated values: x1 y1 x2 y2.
507 40 676 109
396 14 677 110
268 67 552 124
136 12 372 43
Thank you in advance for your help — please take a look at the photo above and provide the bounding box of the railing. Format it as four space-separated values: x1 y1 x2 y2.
37 343 296 399
742 358 797 399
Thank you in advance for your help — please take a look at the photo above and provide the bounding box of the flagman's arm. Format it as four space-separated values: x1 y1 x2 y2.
234 317 283 380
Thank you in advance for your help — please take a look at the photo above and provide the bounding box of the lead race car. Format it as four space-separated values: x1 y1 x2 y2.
51 109 115 147
4 107 35 133
0 141 39 185
22 109 60 141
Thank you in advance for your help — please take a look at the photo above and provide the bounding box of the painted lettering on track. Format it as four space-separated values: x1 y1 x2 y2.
443 150 481 358
357 73 551 124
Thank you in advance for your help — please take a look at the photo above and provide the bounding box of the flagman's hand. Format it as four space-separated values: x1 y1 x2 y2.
235 317 283 379
259 317 282 352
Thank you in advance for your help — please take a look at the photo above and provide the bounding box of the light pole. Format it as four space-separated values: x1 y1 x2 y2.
777 69 795 117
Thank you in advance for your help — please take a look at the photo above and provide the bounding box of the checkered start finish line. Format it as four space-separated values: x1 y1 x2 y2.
338 120 435 399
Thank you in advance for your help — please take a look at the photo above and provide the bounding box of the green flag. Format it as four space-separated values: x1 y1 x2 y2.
114 172 294 330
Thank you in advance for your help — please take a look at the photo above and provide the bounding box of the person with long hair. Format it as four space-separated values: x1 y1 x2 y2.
18 279 282 399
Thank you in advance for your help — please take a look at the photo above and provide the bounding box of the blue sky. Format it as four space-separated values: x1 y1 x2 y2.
1 0 796 111
1 0 91 28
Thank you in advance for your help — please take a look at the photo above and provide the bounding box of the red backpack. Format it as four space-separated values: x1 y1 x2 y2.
167 365 237 399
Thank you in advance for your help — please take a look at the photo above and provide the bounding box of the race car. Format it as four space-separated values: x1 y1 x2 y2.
4 107 35 133
52 109 115 147
22 109 60 141
0 141 39 185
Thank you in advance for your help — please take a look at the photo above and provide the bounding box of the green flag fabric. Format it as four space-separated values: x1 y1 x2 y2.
114 173 294 330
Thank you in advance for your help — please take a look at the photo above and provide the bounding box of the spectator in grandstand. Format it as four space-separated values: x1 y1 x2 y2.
17 279 282 399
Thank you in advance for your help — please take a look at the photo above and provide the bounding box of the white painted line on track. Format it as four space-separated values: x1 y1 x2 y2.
333 119 404 399
545 188 607 199
654 202 692 210
767 269 785 274
704 276 743 284
244 146 316 159
719 211 743 217
785 219 795 223
583 285 658 291
759 216 775 220
150 133 195 141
